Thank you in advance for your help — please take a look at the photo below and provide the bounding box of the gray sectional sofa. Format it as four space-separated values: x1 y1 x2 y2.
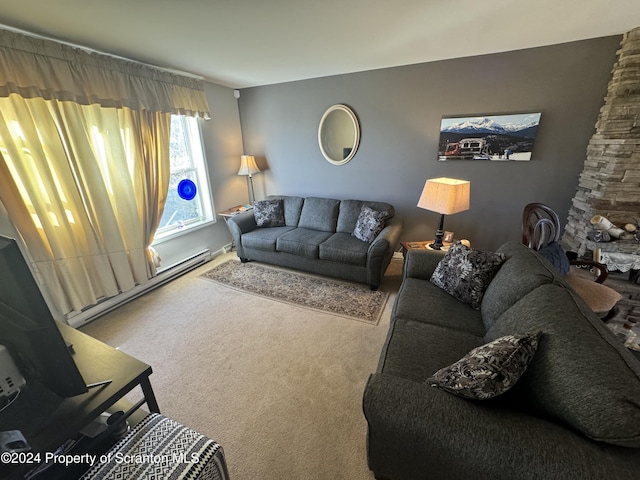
226 195 403 290
363 241 640 480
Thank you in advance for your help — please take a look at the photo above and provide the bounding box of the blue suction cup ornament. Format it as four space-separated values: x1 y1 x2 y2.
177 179 197 200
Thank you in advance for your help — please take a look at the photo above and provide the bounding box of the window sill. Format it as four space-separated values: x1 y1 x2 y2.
152 218 217 245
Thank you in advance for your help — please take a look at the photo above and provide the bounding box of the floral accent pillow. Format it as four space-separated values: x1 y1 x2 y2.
430 242 506 310
427 332 540 400
353 206 388 243
253 199 285 227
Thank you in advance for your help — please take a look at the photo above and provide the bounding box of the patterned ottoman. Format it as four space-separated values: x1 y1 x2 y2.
81 414 229 480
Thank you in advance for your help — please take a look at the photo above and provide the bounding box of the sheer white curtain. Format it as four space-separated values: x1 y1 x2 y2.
0 29 208 315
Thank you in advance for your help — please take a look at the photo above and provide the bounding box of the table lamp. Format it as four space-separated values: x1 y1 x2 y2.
237 155 261 204
417 177 470 249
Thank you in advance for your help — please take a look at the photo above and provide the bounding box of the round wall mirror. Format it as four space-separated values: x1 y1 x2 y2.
318 104 360 165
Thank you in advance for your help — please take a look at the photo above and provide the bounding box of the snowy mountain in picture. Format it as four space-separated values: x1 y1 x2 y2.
441 117 507 134
441 114 541 136
438 112 542 161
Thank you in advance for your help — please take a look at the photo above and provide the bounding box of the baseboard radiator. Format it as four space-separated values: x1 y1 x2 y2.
66 249 212 328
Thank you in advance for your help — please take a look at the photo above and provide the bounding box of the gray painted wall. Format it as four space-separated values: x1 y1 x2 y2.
238 36 621 251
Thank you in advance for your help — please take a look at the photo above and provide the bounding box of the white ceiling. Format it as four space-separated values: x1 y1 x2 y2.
0 0 639 89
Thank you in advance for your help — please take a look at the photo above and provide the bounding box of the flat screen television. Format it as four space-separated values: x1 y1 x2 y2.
0 234 88 397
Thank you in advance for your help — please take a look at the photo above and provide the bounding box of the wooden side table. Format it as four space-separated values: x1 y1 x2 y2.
217 205 253 250
400 239 471 257
218 204 253 220
401 240 452 254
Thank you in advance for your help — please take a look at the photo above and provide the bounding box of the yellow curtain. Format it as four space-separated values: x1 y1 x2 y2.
0 29 210 118
0 28 203 315
0 95 170 314
121 109 172 270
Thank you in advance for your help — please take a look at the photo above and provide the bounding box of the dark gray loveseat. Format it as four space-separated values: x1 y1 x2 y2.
363 241 640 480
226 195 403 290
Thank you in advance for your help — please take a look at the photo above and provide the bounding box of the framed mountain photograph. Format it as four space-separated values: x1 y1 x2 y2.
438 113 541 161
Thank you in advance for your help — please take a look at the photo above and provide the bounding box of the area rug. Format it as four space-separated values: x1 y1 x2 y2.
199 261 389 325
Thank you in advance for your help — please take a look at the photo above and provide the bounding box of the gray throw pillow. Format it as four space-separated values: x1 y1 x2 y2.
430 242 506 310
353 206 387 243
427 332 540 400
253 199 285 227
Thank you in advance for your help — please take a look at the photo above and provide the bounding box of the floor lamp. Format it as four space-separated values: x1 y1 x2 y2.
237 155 261 204
417 177 470 249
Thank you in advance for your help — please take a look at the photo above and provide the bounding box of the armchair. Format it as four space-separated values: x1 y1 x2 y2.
522 203 622 320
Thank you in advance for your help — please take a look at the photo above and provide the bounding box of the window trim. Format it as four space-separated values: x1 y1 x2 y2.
153 115 214 242
152 217 216 244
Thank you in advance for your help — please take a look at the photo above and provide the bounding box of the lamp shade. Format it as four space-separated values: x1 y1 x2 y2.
417 177 470 214
237 155 261 176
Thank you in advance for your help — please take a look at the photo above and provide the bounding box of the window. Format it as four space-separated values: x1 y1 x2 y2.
154 115 214 240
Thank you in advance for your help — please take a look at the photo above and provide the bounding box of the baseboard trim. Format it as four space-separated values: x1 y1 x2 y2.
67 249 214 328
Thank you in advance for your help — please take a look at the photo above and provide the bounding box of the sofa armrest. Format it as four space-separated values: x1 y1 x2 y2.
403 248 443 281
368 217 403 256
363 373 639 480
226 211 257 257
367 216 403 287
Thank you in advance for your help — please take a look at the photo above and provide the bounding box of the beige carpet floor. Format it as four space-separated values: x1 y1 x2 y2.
80 253 403 480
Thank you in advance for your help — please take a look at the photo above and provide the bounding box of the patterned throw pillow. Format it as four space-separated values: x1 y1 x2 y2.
253 199 285 227
427 332 540 400
353 206 387 243
430 242 506 310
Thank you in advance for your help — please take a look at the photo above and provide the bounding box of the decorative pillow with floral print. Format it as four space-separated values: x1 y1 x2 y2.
430 241 506 310
353 206 388 243
253 199 285 227
427 332 540 400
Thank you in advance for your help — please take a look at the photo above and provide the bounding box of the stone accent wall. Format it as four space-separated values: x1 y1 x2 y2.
563 27 640 255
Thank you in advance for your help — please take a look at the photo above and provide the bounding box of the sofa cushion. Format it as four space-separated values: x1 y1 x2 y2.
378 317 484 382
241 226 295 251
392 277 486 336
297 197 340 232
336 200 395 234
427 332 540 400
486 283 640 448
253 198 285 227
481 242 562 331
319 232 368 266
276 228 333 259
267 195 305 227
430 242 506 310
352 206 388 243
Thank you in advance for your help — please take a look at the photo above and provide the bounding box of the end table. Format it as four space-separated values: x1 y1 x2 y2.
400 239 470 257
218 205 253 250
401 240 452 254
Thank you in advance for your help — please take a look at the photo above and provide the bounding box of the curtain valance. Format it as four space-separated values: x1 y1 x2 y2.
0 29 210 118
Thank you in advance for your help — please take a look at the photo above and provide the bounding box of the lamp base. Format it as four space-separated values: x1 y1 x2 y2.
429 213 446 250
247 175 256 205
429 229 445 250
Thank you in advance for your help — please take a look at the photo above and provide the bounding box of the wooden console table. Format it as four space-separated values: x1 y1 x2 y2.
0 324 159 480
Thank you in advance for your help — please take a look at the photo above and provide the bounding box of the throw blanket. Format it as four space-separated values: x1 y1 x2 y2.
81 414 229 480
